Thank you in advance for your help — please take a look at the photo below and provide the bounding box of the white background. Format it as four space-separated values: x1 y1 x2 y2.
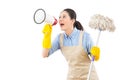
0 0 120 80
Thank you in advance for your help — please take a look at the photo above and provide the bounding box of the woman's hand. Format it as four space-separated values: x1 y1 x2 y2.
42 24 52 48
90 46 100 61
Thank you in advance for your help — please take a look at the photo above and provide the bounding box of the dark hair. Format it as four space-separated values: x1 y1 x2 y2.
63 8 84 31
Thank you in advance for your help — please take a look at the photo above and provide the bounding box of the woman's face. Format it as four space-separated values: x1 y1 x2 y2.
59 11 75 31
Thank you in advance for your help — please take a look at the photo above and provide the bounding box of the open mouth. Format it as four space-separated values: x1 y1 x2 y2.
60 23 64 26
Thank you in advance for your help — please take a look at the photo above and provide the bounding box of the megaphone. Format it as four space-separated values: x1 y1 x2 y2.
33 8 57 26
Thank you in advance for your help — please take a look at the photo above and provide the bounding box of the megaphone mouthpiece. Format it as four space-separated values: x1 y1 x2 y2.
52 17 57 26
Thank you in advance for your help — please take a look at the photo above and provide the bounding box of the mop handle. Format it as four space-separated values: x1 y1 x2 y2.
87 56 94 80
87 30 101 80
96 30 101 46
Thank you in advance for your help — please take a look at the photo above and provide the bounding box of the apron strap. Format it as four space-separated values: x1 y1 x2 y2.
79 31 84 46
60 33 64 48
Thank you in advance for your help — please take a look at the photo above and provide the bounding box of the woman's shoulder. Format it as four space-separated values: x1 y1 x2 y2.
82 31 91 39
80 30 90 36
54 32 64 40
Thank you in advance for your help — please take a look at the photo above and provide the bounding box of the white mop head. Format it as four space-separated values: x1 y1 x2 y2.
89 14 116 32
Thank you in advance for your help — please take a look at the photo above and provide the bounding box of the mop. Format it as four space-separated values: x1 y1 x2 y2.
87 14 116 80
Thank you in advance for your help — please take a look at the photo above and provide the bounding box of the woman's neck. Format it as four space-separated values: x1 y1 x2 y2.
65 27 74 36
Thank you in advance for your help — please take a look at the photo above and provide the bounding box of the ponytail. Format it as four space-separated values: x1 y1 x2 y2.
74 21 84 31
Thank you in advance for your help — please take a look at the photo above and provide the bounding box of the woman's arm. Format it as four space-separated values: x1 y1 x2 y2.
42 24 52 58
83 32 94 54
85 33 100 61
42 48 49 58
42 34 60 58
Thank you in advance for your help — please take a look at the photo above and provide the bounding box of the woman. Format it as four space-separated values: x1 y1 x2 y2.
42 8 99 80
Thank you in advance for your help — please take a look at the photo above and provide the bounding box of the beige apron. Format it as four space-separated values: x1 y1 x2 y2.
60 31 99 80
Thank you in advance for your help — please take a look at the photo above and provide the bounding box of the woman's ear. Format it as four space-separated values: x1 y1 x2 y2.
72 19 75 24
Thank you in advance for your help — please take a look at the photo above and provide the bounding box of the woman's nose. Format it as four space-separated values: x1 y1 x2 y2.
59 17 63 22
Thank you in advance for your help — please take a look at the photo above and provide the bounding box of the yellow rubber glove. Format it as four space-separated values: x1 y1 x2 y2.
42 24 52 48
90 46 100 61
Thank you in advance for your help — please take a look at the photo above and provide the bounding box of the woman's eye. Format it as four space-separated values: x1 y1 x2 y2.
63 16 66 18
59 16 61 19
59 15 66 19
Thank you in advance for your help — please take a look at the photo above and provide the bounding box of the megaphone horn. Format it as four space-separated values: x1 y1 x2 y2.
33 8 57 25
